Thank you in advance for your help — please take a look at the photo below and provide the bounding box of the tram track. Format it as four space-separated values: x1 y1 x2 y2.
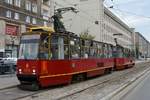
0 61 149 100
0 83 67 100
18 61 150 100
0 85 17 91
56 62 150 100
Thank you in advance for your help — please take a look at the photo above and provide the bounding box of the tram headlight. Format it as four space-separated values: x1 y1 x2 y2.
18 69 22 74
32 69 36 73
19 69 22 72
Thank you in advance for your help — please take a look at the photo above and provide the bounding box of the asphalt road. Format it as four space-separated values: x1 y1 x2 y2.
122 72 150 100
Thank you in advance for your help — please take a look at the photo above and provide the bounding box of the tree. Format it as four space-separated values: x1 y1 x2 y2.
79 30 95 40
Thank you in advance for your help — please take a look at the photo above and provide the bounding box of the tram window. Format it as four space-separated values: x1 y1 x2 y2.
70 38 80 59
81 40 85 46
103 44 108 58
108 45 113 58
39 35 49 59
97 43 103 58
80 40 84 58
123 49 127 57
64 36 69 59
89 42 97 58
117 47 123 58
112 46 117 57
81 40 90 59
126 49 130 57
51 36 69 60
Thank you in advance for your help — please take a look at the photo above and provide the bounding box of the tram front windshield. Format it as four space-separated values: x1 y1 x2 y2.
19 35 40 60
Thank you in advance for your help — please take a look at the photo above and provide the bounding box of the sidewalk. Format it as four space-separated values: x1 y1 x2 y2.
0 74 19 90
135 59 150 64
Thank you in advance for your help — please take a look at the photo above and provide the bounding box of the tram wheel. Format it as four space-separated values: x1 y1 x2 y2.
71 73 86 83
105 68 112 74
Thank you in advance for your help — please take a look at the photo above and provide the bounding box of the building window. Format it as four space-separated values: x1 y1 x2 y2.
43 16 49 20
14 0 21 7
32 3 37 13
26 16 30 23
26 1 31 11
14 13 19 20
44 21 47 26
5 0 13 4
42 9 49 19
32 18 37 24
42 0 50 6
6 10 11 18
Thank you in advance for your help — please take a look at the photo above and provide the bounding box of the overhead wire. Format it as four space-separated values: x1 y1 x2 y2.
53 0 98 30
110 8 150 20
59 0 100 24
109 0 134 27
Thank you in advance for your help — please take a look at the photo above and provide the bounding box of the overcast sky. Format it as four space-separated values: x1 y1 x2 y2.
104 0 150 42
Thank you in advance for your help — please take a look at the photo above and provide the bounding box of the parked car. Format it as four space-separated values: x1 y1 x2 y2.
0 57 17 74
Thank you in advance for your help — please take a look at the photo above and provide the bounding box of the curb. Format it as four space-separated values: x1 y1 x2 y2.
0 85 18 91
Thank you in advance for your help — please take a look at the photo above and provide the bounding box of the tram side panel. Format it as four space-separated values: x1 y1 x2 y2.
39 60 72 87
38 58 114 87
114 58 125 70
123 57 135 68
114 57 135 70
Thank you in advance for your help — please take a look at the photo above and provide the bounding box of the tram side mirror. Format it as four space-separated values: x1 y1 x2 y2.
70 40 75 45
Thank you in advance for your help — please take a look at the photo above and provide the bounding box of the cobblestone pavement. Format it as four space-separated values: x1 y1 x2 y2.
17 61 150 100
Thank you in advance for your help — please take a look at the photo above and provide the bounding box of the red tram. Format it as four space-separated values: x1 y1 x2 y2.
17 27 134 90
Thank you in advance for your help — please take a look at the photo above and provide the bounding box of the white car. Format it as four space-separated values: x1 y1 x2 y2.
2 57 17 65
0 57 17 74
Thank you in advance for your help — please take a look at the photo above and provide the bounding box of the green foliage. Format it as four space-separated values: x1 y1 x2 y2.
79 30 95 40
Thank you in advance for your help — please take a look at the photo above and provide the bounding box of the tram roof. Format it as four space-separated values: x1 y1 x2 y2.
30 27 55 33
22 26 55 35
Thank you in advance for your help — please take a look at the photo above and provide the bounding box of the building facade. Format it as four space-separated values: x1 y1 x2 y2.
135 32 150 59
0 0 52 58
54 0 104 41
104 7 134 50
54 0 134 50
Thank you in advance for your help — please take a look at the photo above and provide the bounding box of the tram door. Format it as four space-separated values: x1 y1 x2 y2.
51 35 65 60
58 37 64 59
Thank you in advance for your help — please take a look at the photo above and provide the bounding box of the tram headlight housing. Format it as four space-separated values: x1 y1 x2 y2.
19 69 22 72
33 69 36 73
18 69 22 74
32 69 36 74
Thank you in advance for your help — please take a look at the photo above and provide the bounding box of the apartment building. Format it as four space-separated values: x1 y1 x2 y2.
0 0 52 58
104 7 134 50
135 32 150 59
54 0 134 50
54 0 104 41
